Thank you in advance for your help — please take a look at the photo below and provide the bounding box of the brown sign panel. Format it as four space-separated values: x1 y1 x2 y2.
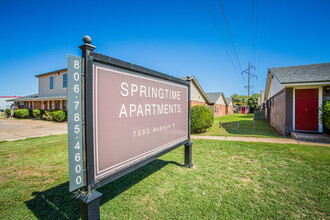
92 64 189 181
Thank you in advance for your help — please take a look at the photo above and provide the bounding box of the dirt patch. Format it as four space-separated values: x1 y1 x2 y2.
246 159 256 164
207 150 216 155
231 155 244 159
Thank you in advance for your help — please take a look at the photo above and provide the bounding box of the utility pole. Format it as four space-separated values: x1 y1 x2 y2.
242 62 257 98
248 61 250 98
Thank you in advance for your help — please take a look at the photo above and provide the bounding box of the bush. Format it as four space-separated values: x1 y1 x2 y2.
52 110 66 122
42 111 54 121
320 101 330 133
191 105 214 133
5 108 11 117
32 109 43 119
14 109 30 118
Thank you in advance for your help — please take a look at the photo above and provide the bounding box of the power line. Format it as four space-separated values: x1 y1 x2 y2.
252 0 255 66
202 0 241 76
257 0 268 69
217 0 243 72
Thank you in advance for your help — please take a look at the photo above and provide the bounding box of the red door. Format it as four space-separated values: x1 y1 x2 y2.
241 107 246 114
295 89 318 131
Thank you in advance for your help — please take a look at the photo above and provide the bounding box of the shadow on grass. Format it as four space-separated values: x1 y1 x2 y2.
25 159 182 219
220 120 280 137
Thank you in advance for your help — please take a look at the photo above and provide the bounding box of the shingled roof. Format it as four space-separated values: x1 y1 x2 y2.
269 62 330 84
225 98 232 105
206 92 223 104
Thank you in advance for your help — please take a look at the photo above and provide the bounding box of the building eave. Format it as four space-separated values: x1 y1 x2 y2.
35 68 67 78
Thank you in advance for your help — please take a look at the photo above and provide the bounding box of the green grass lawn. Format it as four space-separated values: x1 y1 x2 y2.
0 135 329 219
196 113 283 138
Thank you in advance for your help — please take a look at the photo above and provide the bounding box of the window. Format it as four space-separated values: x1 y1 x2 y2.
63 73 67 88
50 76 54 89
63 100 67 110
50 101 53 109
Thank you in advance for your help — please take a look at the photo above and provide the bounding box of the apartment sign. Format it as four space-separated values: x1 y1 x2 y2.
92 64 189 182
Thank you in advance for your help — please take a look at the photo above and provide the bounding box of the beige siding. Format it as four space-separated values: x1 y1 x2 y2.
269 77 284 98
38 70 67 97
191 83 206 102
214 95 226 105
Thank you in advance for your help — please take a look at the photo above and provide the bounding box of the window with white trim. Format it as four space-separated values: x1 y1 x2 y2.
63 73 67 88
50 76 54 90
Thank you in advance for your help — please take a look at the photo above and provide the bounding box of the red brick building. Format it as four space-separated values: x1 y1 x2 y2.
181 76 209 107
225 98 234 115
206 92 227 117
264 63 330 135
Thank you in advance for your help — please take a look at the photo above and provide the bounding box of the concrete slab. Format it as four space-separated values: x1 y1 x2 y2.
191 135 330 147
226 136 259 142
256 137 298 144
291 131 330 143
0 118 67 141
191 135 225 140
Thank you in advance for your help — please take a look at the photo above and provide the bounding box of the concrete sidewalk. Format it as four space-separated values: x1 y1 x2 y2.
191 135 330 147
0 118 67 142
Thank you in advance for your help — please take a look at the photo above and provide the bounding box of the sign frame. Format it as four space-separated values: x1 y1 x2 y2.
82 48 191 191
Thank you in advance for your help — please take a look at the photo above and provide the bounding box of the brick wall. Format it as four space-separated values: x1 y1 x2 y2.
191 101 206 107
34 101 41 109
219 105 226 116
211 104 226 117
23 101 29 109
227 106 234 115
269 89 286 135
54 100 61 110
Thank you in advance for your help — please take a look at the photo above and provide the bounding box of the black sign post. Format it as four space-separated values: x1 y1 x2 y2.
78 36 103 220
68 36 192 220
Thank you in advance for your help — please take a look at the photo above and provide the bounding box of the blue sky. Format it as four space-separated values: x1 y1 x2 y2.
1 0 329 98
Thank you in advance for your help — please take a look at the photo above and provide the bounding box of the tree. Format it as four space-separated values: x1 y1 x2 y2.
231 94 249 105
231 94 242 103
247 93 260 113
241 95 248 104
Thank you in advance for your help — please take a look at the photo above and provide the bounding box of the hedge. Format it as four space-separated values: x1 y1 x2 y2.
42 111 54 121
321 101 330 133
5 108 68 122
5 108 11 117
32 109 43 119
191 105 214 133
14 109 31 118
52 110 66 122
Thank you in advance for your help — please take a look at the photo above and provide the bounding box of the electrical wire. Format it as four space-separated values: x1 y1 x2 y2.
202 0 241 77
252 0 255 66
257 0 268 69
217 0 243 72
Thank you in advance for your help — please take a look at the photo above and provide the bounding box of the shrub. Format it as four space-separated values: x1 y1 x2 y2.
5 108 11 117
32 109 43 119
191 105 214 133
320 101 330 133
52 110 66 122
42 111 54 121
14 109 30 118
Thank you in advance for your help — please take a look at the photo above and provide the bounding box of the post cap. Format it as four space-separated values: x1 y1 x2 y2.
83 35 92 44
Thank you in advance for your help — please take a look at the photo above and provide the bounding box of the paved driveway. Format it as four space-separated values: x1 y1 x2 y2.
0 118 67 141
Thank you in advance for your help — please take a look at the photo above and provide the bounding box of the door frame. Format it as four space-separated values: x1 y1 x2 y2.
241 106 246 114
293 86 322 132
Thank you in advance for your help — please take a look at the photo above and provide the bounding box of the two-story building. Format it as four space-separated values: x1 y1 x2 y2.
9 69 68 110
